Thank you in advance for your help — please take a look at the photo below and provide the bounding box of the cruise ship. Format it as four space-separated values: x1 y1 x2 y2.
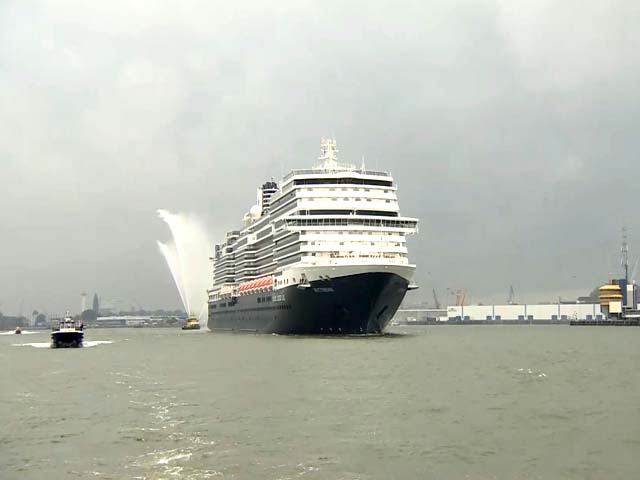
207 139 419 334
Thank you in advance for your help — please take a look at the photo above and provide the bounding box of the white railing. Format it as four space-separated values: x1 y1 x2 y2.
283 168 390 182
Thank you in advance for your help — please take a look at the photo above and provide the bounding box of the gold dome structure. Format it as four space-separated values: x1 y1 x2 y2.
599 283 623 306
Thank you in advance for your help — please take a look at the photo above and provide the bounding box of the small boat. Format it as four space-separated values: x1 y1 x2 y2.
14 326 22 334
51 313 84 348
181 316 201 330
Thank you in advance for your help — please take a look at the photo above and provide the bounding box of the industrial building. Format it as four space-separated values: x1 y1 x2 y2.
446 303 602 322
94 316 151 327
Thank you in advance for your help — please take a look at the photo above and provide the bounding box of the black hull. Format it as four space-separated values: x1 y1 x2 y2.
51 332 84 348
208 272 409 334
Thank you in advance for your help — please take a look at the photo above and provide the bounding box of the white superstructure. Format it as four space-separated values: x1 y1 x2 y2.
209 138 419 301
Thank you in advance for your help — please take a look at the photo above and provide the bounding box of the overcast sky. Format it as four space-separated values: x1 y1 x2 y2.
1 0 639 315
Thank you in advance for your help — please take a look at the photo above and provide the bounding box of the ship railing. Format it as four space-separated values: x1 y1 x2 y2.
285 217 418 230
52 320 83 331
327 253 407 261
282 168 390 182
301 255 410 266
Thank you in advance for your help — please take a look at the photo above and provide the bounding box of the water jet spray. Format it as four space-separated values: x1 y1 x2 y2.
157 209 211 325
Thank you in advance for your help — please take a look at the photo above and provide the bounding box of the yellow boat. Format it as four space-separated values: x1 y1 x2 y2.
181 316 201 330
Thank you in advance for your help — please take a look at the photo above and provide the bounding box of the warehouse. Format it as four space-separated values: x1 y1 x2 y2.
446 303 602 322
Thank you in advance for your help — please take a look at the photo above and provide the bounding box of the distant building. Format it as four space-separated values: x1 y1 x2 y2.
34 313 48 327
94 316 127 328
446 303 602 322
0 314 27 330
92 293 100 314
94 315 152 327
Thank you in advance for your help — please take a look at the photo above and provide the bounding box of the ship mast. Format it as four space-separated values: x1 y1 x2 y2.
317 138 339 170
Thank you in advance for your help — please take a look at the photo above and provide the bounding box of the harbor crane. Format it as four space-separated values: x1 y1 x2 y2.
432 289 441 309
447 288 467 307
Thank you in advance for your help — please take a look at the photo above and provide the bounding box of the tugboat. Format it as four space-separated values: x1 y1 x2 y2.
51 313 84 348
14 326 22 334
181 316 201 330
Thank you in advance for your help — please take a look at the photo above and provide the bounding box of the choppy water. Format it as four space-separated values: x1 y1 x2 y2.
1 326 639 479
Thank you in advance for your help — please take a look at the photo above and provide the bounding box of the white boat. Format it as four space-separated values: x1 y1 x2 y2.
51 313 84 348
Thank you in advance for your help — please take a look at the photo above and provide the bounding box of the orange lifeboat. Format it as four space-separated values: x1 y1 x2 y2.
237 276 273 293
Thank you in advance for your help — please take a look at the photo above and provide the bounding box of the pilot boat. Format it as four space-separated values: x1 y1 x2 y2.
51 313 84 348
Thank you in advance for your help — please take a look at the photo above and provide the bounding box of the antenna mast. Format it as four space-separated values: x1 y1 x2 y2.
622 226 629 282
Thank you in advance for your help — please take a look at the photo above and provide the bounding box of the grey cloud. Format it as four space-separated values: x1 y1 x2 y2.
1 0 639 313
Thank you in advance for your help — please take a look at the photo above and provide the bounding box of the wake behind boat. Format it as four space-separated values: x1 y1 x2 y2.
51 313 84 348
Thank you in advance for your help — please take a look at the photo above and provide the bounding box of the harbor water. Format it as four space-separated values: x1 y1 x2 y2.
1 326 639 479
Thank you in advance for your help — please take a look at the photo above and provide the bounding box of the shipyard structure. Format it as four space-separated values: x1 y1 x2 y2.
397 281 639 325
398 276 640 326
447 303 603 323
397 303 603 324
571 278 640 325
572 230 640 325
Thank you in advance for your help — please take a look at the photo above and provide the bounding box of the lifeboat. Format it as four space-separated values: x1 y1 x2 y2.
237 276 273 294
